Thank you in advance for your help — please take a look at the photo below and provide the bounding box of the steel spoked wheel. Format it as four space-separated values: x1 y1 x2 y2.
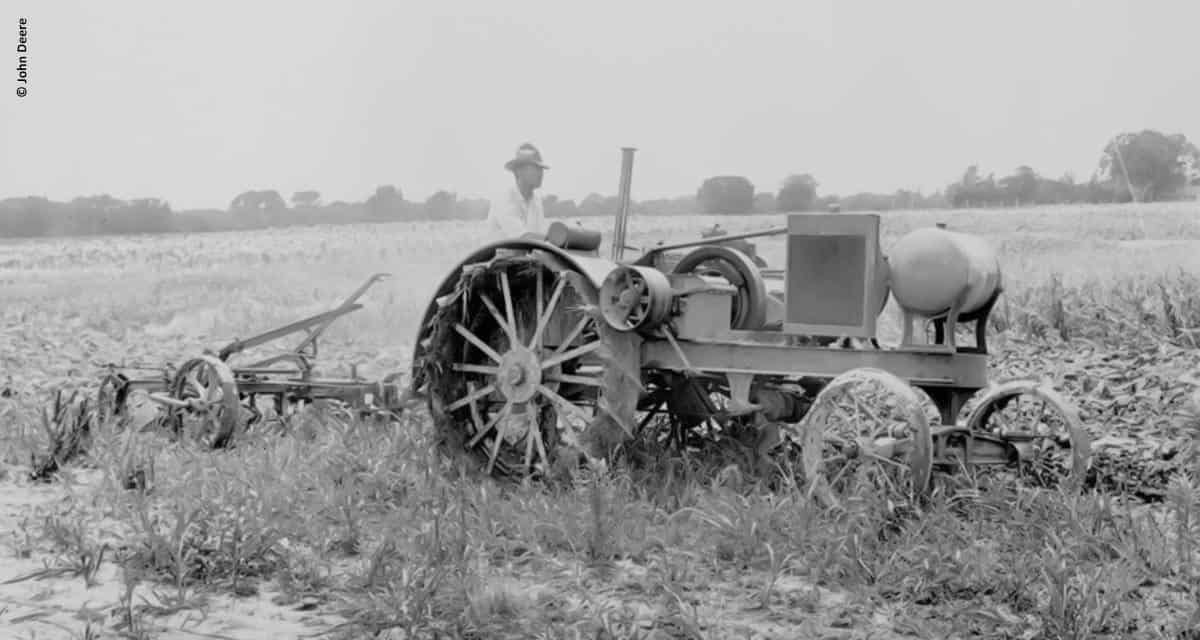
430 258 638 479
161 355 242 449
797 367 933 507
963 379 1091 489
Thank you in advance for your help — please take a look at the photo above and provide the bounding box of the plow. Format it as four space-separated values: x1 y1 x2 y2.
94 272 407 448
93 147 1092 503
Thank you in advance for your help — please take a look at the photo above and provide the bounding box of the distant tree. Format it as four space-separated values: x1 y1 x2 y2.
291 190 321 208
230 190 287 212
637 195 697 216
544 195 582 218
1099 130 1200 201
578 193 617 217
697 176 754 214
365 185 405 220
948 165 1006 208
454 197 489 220
125 198 173 233
0 196 53 236
752 192 777 213
840 192 894 212
1000 166 1039 206
66 194 127 234
776 174 819 212
424 190 457 220
71 194 125 212
259 190 287 211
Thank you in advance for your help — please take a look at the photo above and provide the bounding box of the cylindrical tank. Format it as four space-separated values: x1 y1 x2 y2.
887 227 1001 318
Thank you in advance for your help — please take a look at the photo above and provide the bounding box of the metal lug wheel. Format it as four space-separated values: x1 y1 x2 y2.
159 355 243 448
963 379 1091 489
427 256 640 479
796 367 933 507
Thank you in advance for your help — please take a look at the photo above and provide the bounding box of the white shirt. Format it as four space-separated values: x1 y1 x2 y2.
487 185 545 239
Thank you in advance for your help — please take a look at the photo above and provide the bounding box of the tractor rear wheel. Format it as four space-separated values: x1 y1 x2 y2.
422 253 641 480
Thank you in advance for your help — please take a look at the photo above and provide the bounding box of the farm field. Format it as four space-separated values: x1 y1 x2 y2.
3 201 1200 638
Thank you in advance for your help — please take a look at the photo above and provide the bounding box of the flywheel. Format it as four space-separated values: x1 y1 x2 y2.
670 245 768 331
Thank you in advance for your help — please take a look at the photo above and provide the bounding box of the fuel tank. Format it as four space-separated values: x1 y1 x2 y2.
886 226 1002 317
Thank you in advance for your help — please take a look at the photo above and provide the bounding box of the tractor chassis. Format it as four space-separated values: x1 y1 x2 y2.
412 247 1091 498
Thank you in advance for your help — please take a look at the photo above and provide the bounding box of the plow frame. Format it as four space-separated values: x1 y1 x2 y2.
97 272 408 441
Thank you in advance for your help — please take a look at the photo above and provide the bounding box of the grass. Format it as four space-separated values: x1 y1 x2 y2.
2 201 1200 638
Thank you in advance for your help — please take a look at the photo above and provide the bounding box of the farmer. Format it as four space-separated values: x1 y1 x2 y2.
487 142 549 240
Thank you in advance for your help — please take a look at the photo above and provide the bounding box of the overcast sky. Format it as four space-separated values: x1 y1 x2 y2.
3 0 1197 211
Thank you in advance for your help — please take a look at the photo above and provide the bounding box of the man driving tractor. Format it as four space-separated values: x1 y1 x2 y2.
487 142 549 240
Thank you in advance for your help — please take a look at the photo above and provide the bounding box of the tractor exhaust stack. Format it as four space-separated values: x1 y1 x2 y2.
611 147 637 261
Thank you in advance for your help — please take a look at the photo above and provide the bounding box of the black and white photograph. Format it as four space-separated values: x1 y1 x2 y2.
2 1 1199 638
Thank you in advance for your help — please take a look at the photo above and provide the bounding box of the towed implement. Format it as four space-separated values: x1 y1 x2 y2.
410 147 1092 502
96 273 408 447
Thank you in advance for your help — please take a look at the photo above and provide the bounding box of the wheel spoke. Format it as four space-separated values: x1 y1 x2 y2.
553 315 590 356
452 362 501 376
468 401 511 448
500 272 517 340
544 372 603 387
530 409 550 472
467 381 486 436
205 376 223 403
186 372 205 399
479 293 518 347
448 383 496 412
530 276 567 350
535 270 545 349
486 419 506 475
453 323 504 363
542 340 602 370
536 384 593 426
524 409 537 474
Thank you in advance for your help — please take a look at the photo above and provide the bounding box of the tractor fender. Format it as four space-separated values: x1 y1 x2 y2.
409 238 619 386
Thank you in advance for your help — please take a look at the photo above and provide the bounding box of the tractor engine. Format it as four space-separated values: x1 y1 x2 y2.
599 216 1004 356
598 264 738 338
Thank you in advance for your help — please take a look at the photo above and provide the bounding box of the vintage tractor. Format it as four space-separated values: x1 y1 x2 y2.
409 149 1092 502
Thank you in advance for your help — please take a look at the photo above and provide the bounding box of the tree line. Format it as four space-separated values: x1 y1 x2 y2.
1 129 1195 239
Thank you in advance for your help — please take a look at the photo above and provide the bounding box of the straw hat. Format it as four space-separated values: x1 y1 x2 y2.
504 143 549 171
